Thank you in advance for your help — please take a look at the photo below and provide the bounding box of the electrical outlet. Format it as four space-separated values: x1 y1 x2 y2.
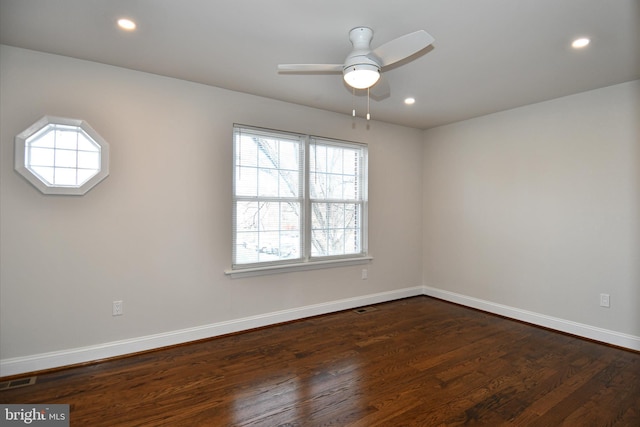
361 268 368 280
599 294 610 308
112 300 124 316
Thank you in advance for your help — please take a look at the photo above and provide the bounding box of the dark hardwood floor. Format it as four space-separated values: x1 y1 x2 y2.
2 296 639 426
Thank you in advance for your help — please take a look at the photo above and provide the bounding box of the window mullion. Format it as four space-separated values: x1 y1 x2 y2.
303 136 311 262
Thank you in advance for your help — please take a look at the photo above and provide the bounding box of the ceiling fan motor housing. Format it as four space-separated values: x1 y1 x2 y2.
349 27 374 51
343 27 381 88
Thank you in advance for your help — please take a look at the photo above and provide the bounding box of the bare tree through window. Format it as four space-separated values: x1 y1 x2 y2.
233 126 367 268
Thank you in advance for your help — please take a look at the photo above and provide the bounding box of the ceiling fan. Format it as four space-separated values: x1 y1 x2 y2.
277 26 435 91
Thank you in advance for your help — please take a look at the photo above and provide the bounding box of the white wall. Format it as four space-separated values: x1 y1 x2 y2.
3 45 637 376
423 80 640 340
0 45 424 374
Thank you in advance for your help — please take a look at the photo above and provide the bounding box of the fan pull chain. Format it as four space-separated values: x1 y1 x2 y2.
352 87 356 117
350 87 372 120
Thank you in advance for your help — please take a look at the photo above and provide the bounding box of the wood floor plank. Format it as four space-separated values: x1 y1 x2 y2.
1 296 639 426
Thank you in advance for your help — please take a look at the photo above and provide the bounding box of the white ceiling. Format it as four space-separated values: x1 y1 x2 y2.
1 0 638 130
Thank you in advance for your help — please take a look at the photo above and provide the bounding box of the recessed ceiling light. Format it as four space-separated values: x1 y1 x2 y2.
571 37 590 49
117 18 137 31
404 97 416 105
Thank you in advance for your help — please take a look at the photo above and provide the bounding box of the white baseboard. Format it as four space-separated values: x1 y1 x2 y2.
3 285 638 377
0 286 423 377
422 286 640 352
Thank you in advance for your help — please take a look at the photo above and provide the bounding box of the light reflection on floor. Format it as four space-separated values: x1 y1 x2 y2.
232 351 362 425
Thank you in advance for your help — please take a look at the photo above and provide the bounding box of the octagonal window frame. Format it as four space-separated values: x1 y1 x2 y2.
15 116 110 195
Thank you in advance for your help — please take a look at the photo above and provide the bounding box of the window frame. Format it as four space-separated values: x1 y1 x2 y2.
308 136 368 261
14 116 110 195
229 125 370 277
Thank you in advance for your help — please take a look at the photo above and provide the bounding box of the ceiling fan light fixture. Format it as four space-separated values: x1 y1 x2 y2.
343 64 380 89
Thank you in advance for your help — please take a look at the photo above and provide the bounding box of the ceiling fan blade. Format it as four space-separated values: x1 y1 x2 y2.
277 64 343 73
370 30 435 68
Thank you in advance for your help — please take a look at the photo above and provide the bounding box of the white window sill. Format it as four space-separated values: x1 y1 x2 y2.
225 256 373 279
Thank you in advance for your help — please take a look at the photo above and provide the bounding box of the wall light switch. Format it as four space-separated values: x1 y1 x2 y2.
599 294 610 308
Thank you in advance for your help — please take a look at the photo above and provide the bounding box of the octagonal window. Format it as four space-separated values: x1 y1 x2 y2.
15 116 109 195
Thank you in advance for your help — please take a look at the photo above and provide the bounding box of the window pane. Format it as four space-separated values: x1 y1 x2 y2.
236 232 260 264
28 147 54 167
279 140 300 170
344 228 361 254
343 176 356 199
311 229 328 257
77 133 99 152
309 172 326 199
281 202 300 231
30 166 54 185
77 151 100 170
235 132 302 200
53 168 77 186
234 199 302 265
55 129 78 150
236 201 260 232
311 144 327 173
326 146 343 174
343 149 357 171
326 174 343 199
236 135 258 167
345 203 361 229
257 168 280 197
311 202 362 257
279 170 299 198
236 167 258 197
260 202 282 231
257 138 279 168
279 232 300 259
28 130 55 148
55 149 77 168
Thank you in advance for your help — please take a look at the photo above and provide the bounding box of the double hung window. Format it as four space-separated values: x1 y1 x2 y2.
232 125 368 271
